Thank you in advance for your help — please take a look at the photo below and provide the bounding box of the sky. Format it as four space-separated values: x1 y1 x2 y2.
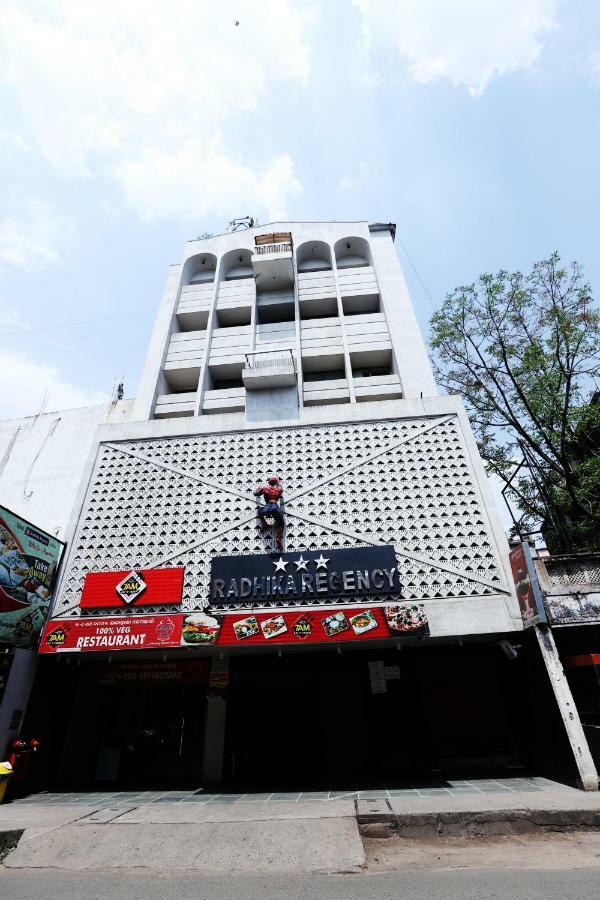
1 0 600 420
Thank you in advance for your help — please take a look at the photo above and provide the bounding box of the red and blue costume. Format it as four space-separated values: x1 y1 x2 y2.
254 476 285 549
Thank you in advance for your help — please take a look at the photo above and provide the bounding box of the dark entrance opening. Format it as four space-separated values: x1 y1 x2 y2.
224 640 567 790
22 657 209 790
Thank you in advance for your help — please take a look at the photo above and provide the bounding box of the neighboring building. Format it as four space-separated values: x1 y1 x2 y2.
3 221 593 790
0 401 133 751
532 551 600 770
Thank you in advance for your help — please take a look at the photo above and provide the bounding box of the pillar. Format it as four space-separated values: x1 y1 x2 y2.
202 655 229 786
535 624 598 791
0 649 38 753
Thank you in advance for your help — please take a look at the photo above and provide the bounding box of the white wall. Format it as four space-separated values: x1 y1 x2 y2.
0 400 133 539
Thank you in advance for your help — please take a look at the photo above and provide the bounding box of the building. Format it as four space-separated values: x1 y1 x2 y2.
0 401 133 753
4 220 593 791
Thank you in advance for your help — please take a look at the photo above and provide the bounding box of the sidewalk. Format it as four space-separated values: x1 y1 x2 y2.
2 778 600 873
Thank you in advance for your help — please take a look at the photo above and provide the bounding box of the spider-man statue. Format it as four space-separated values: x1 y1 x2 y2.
254 475 285 549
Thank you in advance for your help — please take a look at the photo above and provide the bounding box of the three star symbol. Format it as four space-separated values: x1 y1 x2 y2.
272 554 329 572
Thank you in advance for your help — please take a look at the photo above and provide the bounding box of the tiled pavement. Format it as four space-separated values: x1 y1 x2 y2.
12 776 559 805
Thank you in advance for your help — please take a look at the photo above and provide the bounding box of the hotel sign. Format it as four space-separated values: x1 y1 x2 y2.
209 545 402 606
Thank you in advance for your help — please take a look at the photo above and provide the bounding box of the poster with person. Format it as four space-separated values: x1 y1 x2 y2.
0 505 65 649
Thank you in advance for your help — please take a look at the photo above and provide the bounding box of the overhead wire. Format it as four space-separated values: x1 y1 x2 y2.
395 232 439 311
0 303 156 337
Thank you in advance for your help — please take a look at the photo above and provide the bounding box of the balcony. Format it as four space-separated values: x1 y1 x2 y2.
353 374 402 402
154 392 196 418
176 282 213 331
303 378 350 407
243 349 297 390
252 232 294 288
202 386 245 415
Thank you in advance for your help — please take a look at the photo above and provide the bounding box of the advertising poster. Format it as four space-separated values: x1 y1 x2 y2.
0 505 65 649
509 542 547 628
40 603 429 654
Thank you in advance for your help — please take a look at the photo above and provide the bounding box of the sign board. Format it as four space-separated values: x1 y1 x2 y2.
80 568 185 609
0 505 65 648
509 543 547 628
39 603 429 654
544 593 600 626
210 545 401 607
40 615 182 652
93 659 209 685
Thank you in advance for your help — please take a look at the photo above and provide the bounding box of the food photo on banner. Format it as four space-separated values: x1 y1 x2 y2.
0 505 65 649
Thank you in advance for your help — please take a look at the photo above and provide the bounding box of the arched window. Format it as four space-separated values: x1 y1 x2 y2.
220 249 253 281
334 237 371 269
296 240 332 273
182 252 217 285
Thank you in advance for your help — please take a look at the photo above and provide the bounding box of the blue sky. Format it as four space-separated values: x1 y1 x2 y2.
1 0 599 419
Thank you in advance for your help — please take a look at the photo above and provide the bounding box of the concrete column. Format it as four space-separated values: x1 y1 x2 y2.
0 649 38 753
202 655 229 786
535 624 598 791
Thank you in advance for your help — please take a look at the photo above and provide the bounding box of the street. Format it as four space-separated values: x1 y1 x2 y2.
1 868 600 900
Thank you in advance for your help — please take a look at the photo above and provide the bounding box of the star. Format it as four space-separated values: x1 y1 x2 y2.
294 555 308 572
314 554 329 570
273 557 288 572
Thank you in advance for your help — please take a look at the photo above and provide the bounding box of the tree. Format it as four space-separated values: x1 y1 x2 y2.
429 252 600 551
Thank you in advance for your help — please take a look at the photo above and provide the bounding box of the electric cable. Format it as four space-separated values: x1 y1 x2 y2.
395 233 438 310
0 304 156 337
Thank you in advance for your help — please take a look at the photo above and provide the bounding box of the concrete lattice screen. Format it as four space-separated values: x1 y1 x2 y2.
55 415 508 618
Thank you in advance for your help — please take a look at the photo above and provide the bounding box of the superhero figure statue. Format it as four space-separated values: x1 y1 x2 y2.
254 476 285 549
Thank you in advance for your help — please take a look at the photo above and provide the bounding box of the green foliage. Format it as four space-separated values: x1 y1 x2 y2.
430 252 600 550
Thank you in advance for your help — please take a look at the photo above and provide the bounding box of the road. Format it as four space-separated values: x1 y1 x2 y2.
1 869 600 899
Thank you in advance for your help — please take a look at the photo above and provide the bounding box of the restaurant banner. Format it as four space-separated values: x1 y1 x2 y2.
509 542 547 627
80 567 185 609
39 602 429 654
0 505 65 649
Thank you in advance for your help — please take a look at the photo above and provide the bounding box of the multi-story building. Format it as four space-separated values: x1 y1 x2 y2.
8 220 593 791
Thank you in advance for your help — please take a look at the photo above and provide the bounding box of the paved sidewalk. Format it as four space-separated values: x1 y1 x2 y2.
2 778 600 874
5 775 570 806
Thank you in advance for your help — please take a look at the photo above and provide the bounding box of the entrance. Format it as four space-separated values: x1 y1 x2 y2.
225 643 534 789
22 657 210 790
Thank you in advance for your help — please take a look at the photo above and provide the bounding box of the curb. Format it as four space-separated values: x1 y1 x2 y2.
356 807 600 838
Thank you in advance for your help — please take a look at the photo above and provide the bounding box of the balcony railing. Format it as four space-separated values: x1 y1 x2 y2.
243 349 296 389
253 242 292 257
245 349 295 371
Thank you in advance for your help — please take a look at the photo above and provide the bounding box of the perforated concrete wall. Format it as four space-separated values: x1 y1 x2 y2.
53 412 515 632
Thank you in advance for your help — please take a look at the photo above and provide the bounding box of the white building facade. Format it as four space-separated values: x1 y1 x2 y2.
11 220 573 791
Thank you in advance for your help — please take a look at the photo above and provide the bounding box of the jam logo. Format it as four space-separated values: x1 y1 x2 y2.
292 616 312 639
115 571 147 605
45 627 66 647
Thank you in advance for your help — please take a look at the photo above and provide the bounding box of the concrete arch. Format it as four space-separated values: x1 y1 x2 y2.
334 236 371 269
296 240 332 273
182 252 217 285
220 248 254 281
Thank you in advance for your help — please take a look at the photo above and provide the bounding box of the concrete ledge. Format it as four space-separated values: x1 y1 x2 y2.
357 807 600 837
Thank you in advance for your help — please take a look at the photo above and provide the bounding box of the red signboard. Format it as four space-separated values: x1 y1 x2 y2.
80 568 184 609
39 603 429 654
40 615 182 652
